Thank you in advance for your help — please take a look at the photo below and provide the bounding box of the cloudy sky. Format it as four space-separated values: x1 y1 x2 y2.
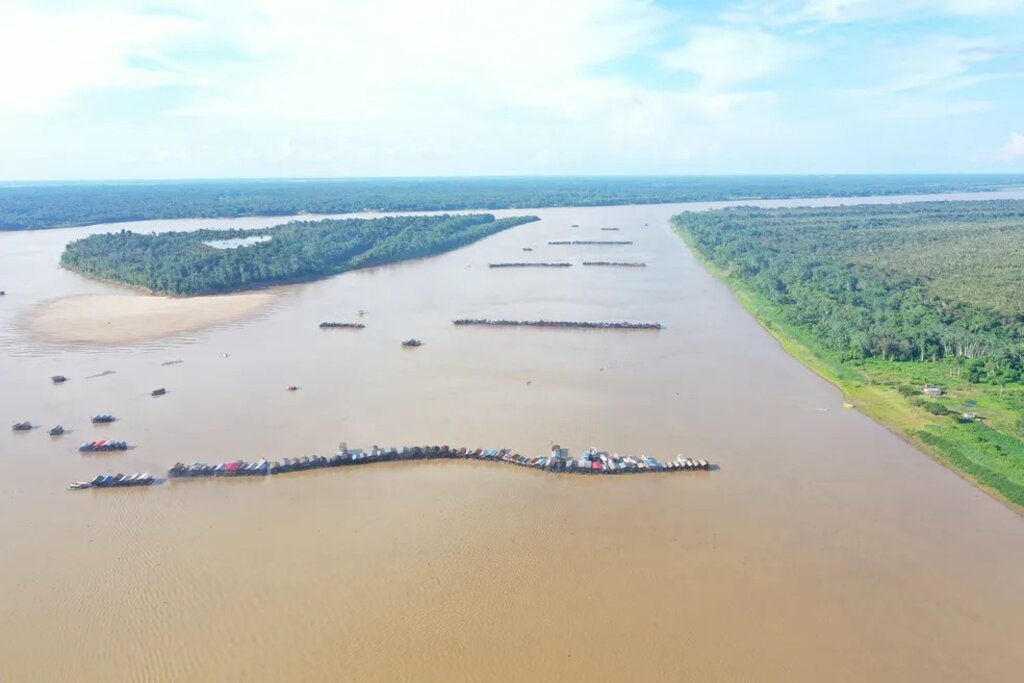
1 0 1022 179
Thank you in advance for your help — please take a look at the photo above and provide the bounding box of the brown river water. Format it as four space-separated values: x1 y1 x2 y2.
2 192 1024 682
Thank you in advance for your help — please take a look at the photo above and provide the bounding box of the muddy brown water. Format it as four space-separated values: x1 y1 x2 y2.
2 192 1024 682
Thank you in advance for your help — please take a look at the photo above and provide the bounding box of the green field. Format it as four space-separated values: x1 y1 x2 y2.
673 201 1024 510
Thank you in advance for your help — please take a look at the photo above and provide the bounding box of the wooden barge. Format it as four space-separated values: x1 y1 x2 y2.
582 261 646 267
488 262 572 268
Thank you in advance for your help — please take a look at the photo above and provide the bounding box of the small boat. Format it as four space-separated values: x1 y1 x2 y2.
51 375 68 384
68 481 91 490
11 422 32 431
151 388 167 397
49 425 65 436
401 339 422 347
286 385 299 391
522 247 533 251
91 414 116 424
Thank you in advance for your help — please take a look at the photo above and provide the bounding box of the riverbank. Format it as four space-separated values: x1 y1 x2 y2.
673 223 1024 514
27 293 276 344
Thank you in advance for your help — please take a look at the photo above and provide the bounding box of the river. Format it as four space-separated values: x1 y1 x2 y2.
2 191 1024 682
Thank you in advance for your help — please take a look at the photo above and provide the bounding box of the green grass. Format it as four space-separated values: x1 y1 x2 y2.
675 224 1024 512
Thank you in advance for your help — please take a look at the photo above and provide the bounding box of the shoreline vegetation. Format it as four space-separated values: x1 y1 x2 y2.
4 175 1023 231
672 202 1024 512
60 213 538 296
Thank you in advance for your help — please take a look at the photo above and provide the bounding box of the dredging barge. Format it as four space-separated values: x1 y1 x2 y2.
319 322 366 329
548 240 633 245
488 262 572 268
69 473 162 490
582 261 646 267
79 440 129 453
452 319 663 330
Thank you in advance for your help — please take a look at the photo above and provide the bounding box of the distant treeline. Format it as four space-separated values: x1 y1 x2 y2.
3 174 1022 230
674 200 1024 382
61 213 538 295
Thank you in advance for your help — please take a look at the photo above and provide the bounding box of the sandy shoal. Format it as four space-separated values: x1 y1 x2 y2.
28 293 276 343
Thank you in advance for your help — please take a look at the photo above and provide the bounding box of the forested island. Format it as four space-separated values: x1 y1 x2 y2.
61 213 537 295
674 200 1024 508
3 174 1022 230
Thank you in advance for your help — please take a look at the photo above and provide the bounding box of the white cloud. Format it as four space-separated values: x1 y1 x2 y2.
731 0 1024 25
661 27 806 87
997 132 1024 161
880 37 996 93
0 3 206 114
146 0 775 172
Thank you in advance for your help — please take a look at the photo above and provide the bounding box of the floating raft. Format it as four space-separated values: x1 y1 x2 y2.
548 240 632 245
489 262 572 268
319 322 366 329
452 319 662 330
582 261 646 267
166 446 712 481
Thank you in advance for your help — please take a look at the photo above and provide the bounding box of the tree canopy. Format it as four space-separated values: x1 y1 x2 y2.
4 174 1021 230
61 213 538 295
674 200 1024 383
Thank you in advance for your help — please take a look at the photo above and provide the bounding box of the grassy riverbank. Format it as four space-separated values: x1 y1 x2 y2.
673 215 1024 512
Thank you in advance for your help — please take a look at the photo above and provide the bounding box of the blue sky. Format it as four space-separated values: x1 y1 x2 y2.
1 0 1022 179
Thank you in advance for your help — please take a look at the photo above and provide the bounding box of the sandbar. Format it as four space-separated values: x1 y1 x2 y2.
27 293 275 343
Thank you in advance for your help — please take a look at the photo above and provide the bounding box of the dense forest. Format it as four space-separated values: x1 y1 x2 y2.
3 174 1021 230
676 201 1024 381
61 213 537 295
674 200 1024 507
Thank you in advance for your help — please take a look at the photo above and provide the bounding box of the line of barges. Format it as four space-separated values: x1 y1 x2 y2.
73 446 713 491
582 261 646 267
488 262 572 268
167 445 711 479
452 319 663 330
548 240 633 245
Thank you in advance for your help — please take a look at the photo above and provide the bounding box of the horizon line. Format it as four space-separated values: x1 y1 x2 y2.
4 172 1024 186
